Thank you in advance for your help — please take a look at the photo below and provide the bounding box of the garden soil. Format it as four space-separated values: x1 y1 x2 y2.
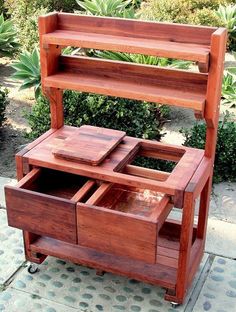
0 58 33 178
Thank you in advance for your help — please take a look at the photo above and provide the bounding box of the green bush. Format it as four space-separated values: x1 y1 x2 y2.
0 86 9 127
217 4 236 50
181 113 236 183
26 91 168 140
138 0 228 26
4 0 76 52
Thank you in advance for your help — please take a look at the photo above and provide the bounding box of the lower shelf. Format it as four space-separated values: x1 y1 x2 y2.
29 220 200 291
30 235 177 290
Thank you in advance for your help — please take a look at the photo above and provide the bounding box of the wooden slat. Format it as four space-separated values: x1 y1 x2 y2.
124 165 170 182
43 56 207 111
43 30 210 63
71 180 96 202
57 14 215 45
30 236 177 290
85 182 112 205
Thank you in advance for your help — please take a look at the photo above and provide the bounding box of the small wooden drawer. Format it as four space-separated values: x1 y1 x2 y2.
77 185 172 263
5 168 96 244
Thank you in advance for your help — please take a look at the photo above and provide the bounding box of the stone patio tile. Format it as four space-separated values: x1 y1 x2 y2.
205 218 236 259
0 288 78 312
193 256 236 312
0 177 16 209
12 254 208 312
0 210 24 285
210 183 236 224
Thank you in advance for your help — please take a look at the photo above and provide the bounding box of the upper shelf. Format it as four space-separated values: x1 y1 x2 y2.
43 30 210 64
43 56 208 111
40 13 217 65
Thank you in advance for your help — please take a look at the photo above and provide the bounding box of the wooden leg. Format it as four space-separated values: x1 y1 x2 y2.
23 231 47 264
165 191 195 304
96 269 105 276
197 177 212 241
15 154 47 264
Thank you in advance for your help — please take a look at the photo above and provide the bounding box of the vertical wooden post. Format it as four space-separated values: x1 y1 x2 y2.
198 28 227 246
175 192 195 302
205 28 227 144
38 13 63 129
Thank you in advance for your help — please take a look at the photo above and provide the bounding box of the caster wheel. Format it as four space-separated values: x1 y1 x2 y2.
28 264 39 274
171 302 180 309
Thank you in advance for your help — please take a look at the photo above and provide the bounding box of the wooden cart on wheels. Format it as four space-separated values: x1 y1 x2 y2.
5 13 227 306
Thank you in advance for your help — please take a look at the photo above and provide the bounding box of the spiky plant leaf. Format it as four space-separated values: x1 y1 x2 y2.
11 47 41 99
0 14 19 57
76 0 135 18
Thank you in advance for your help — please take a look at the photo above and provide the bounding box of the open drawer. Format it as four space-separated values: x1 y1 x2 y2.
77 184 172 264
5 168 98 244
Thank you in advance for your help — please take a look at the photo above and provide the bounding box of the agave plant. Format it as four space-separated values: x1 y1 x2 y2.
0 14 19 57
11 47 41 98
94 50 192 69
216 4 236 50
222 52 236 107
76 0 136 18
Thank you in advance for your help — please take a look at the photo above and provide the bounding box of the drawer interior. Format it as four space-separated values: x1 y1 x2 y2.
20 168 97 201
94 186 165 218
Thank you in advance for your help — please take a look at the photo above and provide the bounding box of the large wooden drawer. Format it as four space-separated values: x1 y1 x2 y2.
77 184 172 264
5 168 96 244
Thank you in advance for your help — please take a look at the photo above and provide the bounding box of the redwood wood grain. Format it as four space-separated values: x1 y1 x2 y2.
5 183 77 244
6 15 227 305
57 14 215 45
77 202 158 263
30 235 177 290
124 165 170 182
44 55 207 111
43 30 209 63
53 125 125 165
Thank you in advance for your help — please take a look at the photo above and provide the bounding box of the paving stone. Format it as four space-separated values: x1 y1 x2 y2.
0 177 16 209
0 210 24 284
0 288 78 312
194 256 236 312
205 218 236 259
210 183 236 224
12 254 208 311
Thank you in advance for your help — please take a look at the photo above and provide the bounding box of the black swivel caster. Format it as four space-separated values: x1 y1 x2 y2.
28 263 39 274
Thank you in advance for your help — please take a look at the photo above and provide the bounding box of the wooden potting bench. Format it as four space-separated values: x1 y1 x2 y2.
5 13 227 305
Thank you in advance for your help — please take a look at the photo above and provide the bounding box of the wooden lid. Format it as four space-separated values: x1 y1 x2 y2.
52 125 126 165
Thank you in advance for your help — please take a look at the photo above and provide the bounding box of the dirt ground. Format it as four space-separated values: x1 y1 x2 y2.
0 54 235 179
0 58 34 178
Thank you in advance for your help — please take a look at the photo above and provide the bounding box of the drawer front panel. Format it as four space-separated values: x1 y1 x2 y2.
5 186 77 244
77 203 157 263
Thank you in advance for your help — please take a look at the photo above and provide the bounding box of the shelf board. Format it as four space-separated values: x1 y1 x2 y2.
44 56 207 111
30 234 177 290
43 30 210 64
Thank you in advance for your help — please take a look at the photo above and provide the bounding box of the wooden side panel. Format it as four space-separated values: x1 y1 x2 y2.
77 203 157 263
5 186 77 244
